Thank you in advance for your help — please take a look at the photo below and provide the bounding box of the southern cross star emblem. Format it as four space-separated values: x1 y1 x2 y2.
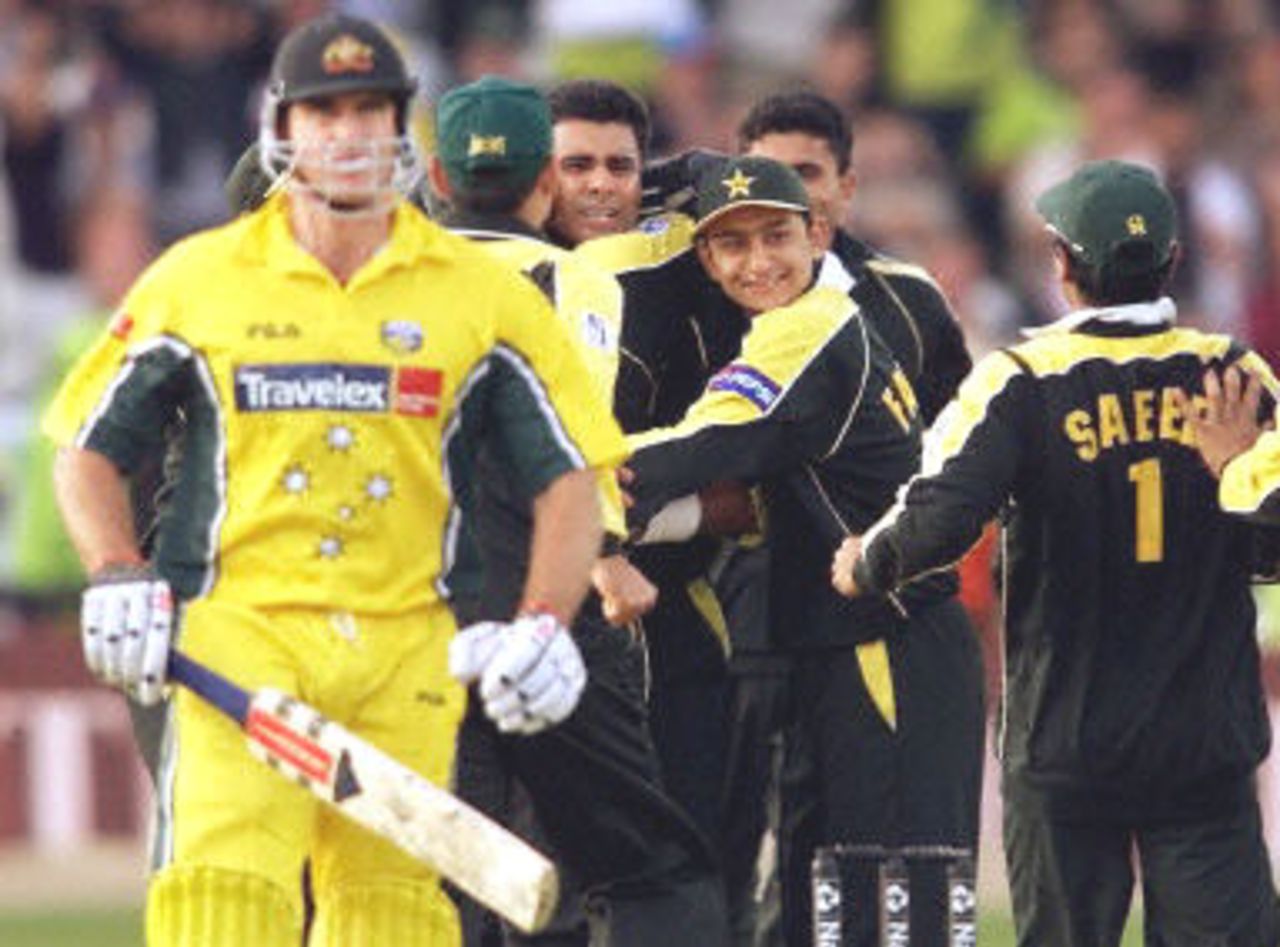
322 35 374 75
723 169 754 199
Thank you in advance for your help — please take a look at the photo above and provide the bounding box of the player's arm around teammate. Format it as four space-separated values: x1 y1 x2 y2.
625 156 985 947
1193 362 1280 523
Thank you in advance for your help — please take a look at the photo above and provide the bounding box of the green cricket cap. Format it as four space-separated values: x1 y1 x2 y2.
694 155 810 234
1036 159 1177 276
435 75 551 193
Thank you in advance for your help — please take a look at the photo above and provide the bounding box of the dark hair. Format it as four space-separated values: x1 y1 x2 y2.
737 91 853 174
1058 239 1177 305
451 168 540 215
547 79 650 157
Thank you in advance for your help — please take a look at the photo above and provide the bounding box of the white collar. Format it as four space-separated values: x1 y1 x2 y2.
816 251 856 293
1023 297 1177 337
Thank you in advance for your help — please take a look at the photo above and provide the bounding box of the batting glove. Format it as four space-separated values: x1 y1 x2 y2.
81 564 174 706
478 613 586 735
448 621 507 684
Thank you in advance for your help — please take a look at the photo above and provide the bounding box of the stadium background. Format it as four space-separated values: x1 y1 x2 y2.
3 0 1280 942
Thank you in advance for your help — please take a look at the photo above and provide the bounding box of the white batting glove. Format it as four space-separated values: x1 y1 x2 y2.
477 613 586 735
448 621 506 684
81 564 174 706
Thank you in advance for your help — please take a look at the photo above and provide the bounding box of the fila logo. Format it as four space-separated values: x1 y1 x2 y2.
247 322 302 340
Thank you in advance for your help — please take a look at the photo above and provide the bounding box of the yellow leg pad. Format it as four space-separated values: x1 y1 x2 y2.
146 865 301 947
310 881 461 947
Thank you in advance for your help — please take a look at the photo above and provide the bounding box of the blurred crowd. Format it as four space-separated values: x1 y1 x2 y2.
2 0 1279 612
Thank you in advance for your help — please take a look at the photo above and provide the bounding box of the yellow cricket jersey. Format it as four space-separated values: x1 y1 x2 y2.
460 228 623 397
44 194 627 613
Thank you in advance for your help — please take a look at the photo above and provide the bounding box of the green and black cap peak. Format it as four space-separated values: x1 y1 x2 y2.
694 155 809 234
435 75 551 193
1036 159 1177 276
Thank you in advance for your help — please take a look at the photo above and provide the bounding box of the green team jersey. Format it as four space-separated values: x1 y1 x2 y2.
857 299 1280 793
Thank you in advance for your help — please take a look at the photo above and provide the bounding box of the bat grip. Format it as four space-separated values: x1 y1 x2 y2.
168 651 251 725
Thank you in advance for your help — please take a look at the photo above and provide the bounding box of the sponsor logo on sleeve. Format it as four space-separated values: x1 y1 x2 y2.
581 312 613 351
394 366 443 418
639 215 671 235
708 363 781 412
109 311 134 341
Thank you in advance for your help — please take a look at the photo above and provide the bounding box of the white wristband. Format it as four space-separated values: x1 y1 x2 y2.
637 495 703 544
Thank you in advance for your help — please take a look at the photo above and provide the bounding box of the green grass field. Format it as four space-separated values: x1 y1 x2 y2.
0 905 1143 946
0 908 143 946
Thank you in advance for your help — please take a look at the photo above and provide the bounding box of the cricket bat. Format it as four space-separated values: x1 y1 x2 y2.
167 650 560 934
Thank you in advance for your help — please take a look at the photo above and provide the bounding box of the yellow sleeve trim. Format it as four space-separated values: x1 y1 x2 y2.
1221 430 1280 515
572 214 695 273
596 468 627 537
924 351 1023 474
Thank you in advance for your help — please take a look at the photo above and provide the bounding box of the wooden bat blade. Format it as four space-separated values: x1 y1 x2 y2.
244 688 560 934
165 654 559 934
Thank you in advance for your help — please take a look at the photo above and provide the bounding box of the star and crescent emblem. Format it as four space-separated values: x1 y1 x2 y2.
722 168 755 199
468 134 507 158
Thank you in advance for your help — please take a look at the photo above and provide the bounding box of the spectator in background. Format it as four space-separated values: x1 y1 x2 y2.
449 4 531 84
5 188 154 610
1003 62 1162 323
1245 136 1280 370
0 5 93 406
1028 0 1126 96
924 220 1028 361
535 0 713 151
90 0 274 243
1147 74 1258 338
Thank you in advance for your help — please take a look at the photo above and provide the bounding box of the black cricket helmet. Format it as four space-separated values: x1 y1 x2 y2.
258 13 421 214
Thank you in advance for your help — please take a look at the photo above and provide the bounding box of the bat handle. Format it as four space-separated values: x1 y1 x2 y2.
168 650 251 725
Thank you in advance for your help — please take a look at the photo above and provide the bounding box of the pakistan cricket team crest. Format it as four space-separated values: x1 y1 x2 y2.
381 319 424 354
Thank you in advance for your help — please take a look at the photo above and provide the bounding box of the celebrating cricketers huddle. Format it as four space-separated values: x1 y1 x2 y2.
41 11 1280 947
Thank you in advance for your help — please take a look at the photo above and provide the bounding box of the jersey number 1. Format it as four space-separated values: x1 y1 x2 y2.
1127 458 1164 563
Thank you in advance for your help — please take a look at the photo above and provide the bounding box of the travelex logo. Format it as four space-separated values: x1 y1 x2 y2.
235 363 442 418
709 363 781 412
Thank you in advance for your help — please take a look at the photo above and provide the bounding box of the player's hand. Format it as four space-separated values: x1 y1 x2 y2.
699 480 759 536
1193 365 1266 479
448 622 507 684
830 535 864 598
591 554 658 626
640 149 727 218
478 613 586 734
616 466 636 509
81 564 174 706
